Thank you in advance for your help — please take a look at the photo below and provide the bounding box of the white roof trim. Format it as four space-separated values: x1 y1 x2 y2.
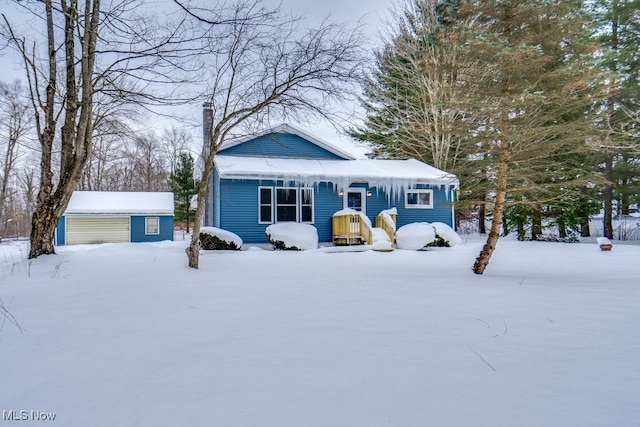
219 123 357 160
64 191 175 215
215 155 459 190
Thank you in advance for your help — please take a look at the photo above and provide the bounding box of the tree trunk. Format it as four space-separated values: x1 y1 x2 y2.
187 142 217 269
603 153 614 239
478 202 486 234
580 219 590 237
474 140 508 275
517 220 525 240
27 0 99 259
28 200 58 257
620 198 629 215
186 184 206 268
558 217 567 238
531 208 542 240
502 211 509 237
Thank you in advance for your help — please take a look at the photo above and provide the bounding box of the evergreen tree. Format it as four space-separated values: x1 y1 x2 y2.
456 0 601 273
351 0 473 171
354 0 602 272
593 0 640 237
170 153 199 233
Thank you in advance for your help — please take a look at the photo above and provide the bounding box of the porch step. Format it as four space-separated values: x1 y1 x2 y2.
372 227 394 251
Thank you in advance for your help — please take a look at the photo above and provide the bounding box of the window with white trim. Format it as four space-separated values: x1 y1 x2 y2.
258 186 314 223
145 216 160 234
276 187 298 222
300 188 314 223
405 189 433 209
259 187 273 224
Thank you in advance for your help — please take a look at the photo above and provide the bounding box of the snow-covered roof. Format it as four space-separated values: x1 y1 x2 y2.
64 191 174 215
219 123 357 160
214 155 459 191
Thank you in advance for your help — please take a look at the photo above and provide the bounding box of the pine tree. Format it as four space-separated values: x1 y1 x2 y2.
457 0 602 274
170 153 199 233
593 0 640 237
354 0 603 272
351 0 472 171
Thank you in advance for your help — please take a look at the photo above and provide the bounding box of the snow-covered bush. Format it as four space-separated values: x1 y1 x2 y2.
396 223 436 250
431 222 463 247
396 222 462 250
265 223 318 250
200 227 242 250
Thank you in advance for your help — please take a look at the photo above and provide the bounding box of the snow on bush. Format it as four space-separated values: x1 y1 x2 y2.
200 227 243 250
432 222 462 247
265 223 318 250
396 223 436 250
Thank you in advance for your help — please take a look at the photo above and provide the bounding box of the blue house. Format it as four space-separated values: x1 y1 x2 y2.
204 124 459 244
55 191 174 245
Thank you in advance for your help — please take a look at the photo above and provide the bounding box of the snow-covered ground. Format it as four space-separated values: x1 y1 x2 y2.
1 236 639 426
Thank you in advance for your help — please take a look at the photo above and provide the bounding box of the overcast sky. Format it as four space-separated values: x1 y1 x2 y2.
261 0 395 152
0 0 397 155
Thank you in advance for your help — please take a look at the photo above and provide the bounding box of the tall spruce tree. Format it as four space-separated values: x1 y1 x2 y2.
352 0 490 230
354 0 602 272
593 0 640 237
170 153 199 233
462 0 601 273
352 0 472 171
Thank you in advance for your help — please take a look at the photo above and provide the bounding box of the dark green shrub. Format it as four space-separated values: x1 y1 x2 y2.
426 235 450 247
268 237 300 251
199 232 240 250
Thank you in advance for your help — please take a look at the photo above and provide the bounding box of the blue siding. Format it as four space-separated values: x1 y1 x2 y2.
219 179 275 243
213 168 221 227
217 179 454 244
55 216 66 246
130 216 174 242
394 187 454 228
220 133 345 160
343 184 454 229
313 183 344 242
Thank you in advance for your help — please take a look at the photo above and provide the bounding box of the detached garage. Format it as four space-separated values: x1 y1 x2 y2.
55 191 174 246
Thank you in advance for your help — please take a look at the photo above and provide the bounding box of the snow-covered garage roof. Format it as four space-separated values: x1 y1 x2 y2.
214 155 459 191
64 191 174 215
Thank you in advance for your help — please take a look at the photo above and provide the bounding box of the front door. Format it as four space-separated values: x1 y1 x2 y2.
344 188 366 215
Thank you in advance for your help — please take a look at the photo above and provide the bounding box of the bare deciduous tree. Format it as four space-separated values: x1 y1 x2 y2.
178 0 366 268
2 1 197 258
0 80 32 240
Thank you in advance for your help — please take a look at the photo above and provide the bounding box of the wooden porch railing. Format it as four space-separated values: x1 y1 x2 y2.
375 212 397 245
332 213 372 245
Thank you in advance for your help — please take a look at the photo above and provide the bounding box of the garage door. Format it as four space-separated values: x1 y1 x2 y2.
66 216 130 245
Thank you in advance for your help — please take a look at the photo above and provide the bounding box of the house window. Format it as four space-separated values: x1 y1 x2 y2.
300 188 314 223
258 186 314 223
259 187 273 224
276 188 298 222
145 217 160 234
405 189 433 209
